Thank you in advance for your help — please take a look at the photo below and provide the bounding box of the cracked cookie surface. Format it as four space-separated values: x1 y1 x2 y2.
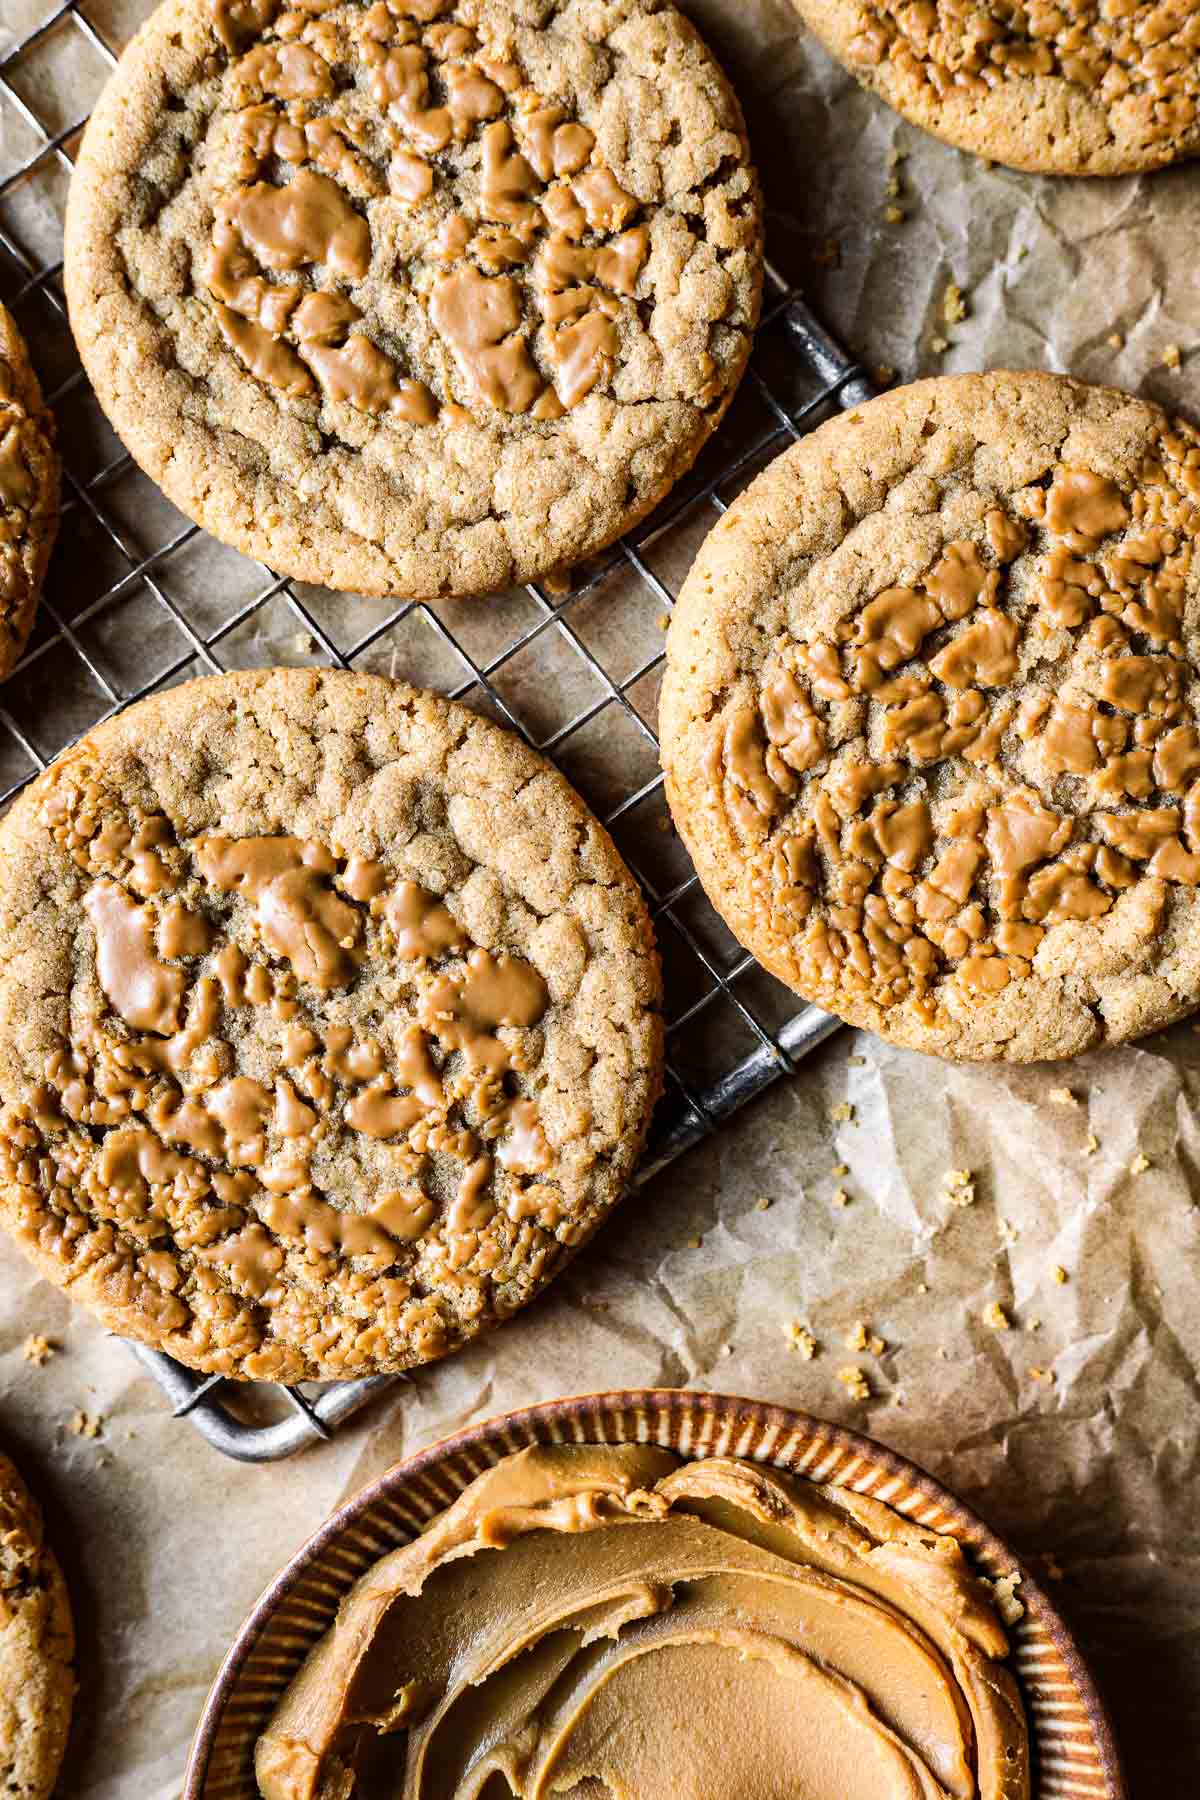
791 1 1200 175
64 0 762 598
0 1452 75 1800
0 303 59 684
662 372 1200 1062
0 668 663 1379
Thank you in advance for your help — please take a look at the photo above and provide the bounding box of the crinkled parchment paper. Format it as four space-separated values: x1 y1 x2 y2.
2 0 1199 1791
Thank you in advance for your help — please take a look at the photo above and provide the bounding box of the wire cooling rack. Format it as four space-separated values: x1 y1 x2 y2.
0 0 871 1459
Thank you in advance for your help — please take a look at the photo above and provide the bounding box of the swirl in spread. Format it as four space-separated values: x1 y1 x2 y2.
0 770 578 1378
847 1 1200 154
254 1444 1030 1800
202 0 664 420
706 423 1200 1025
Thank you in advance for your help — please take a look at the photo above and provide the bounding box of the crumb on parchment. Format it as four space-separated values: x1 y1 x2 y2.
829 1102 855 1124
832 1188 851 1209
1130 1152 1151 1175
1048 1086 1076 1106
22 1334 54 1365
755 1196 772 1212
69 1410 103 1439
943 1169 976 1207
837 1366 871 1401
845 1320 885 1355
1052 1265 1069 1285
1107 331 1124 349
942 281 967 325
982 1301 1012 1331
785 1321 817 1359
1085 1133 1100 1155
1162 343 1182 370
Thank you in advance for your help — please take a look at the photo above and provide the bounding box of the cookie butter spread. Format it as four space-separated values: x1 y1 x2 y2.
790 1 1200 176
0 670 662 1380
255 1444 1030 1799
64 0 761 597
662 373 1200 1061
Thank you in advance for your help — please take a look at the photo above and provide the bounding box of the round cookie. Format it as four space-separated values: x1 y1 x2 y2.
64 0 762 599
790 1 1200 176
0 1451 75 1800
0 303 59 683
0 668 663 1379
662 371 1200 1063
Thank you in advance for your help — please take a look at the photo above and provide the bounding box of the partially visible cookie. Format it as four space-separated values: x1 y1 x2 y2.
0 1451 75 1800
791 1 1200 176
0 669 663 1379
64 0 762 598
0 304 59 682
662 372 1200 1063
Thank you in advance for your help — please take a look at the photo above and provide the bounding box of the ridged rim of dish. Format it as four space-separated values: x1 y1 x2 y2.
185 1388 1127 1800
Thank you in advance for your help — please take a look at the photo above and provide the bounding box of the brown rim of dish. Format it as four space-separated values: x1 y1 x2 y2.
184 1387 1128 1800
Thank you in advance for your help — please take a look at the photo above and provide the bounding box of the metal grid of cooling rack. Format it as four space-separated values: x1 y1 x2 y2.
0 0 870 1459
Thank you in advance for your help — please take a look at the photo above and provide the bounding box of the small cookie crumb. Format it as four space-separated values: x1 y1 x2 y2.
686 1235 702 1250
883 204 906 224
1048 1086 1076 1106
1085 1133 1099 1155
754 1196 772 1212
21 1334 54 1365
657 613 670 631
982 1301 1012 1331
848 1054 866 1067
916 1282 928 1295
1129 1152 1151 1175
832 1188 851 1209
1052 1265 1069 1285
785 1320 817 1360
829 1102 855 1124
69 1410 103 1439
831 1162 850 1178
836 1366 870 1400
1107 331 1124 350
930 334 949 354
1162 343 1183 371
874 364 897 388
1028 1365 1056 1384
987 1571 1025 1626
845 1320 885 1355
942 281 967 325
943 1169 976 1207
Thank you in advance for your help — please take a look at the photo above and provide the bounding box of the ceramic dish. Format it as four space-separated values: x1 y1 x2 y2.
185 1389 1126 1799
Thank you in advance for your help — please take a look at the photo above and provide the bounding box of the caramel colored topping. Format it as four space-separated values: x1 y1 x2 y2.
275 1075 317 1137
212 0 278 54
928 609 1020 688
301 335 438 421
324 1024 388 1084
196 835 361 988
925 539 998 617
156 899 213 961
447 1154 494 1232
546 310 618 408
233 40 333 99
372 1188 436 1241
421 948 549 1073
83 883 186 1034
1153 724 1200 791
985 796 1072 876
222 168 371 279
572 164 639 232
429 266 543 413
390 149 434 202
386 880 467 958
479 121 543 227
1045 468 1130 542
347 1081 428 1138
215 304 315 396
258 1183 401 1261
495 1096 551 1174
1095 655 1185 714
521 106 595 181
